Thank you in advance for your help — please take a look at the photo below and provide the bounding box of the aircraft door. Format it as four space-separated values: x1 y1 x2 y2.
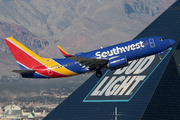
149 38 155 48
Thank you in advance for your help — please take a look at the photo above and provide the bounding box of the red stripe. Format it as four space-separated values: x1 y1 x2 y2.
34 66 67 78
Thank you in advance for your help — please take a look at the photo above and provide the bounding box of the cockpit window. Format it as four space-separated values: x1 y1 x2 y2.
159 38 165 41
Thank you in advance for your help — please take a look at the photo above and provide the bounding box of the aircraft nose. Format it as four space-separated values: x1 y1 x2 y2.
169 39 175 46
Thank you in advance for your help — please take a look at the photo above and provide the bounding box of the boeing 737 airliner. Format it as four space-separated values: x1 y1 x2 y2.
4 36 175 78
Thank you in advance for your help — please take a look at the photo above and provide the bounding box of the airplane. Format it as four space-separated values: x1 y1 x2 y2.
4 36 175 78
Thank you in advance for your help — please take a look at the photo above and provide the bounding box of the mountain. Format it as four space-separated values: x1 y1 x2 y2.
0 0 176 79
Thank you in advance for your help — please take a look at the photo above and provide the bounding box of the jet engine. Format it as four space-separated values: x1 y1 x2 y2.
107 56 128 70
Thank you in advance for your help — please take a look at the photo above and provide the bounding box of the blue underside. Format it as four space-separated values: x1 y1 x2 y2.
21 72 49 78
18 63 49 78
18 63 28 70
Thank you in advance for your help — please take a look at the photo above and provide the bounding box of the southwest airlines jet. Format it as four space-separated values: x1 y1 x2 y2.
4 36 175 78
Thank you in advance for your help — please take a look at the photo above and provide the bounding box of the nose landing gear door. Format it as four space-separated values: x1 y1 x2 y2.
149 38 155 48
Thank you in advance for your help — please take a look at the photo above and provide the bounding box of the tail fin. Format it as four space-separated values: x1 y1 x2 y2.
4 37 44 70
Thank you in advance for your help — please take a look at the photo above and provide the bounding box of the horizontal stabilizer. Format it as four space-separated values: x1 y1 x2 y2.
57 45 72 57
12 70 35 74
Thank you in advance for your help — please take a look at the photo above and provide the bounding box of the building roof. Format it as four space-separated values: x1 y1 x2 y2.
5 109 22 116
4 105 21 112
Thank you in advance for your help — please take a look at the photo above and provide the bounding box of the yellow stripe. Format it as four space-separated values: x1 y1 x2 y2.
7 37 78 76
8 37 42 61
42 59 79 76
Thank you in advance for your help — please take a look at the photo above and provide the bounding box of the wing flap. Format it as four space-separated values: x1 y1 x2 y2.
68 56 108 62
68 56 108 69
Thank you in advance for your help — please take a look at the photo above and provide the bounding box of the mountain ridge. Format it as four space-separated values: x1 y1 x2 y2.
0 0 176 79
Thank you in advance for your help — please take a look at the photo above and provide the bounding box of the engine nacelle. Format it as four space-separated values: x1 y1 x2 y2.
107 56 128 70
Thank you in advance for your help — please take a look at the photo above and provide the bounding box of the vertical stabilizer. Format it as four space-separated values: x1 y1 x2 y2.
4 37 43 70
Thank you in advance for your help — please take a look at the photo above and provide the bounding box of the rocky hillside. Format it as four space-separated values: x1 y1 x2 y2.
0 0 176 79
0 21 49 54
0 0 175 41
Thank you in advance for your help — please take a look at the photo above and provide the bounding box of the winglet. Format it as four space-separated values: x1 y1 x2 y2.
57 45 72 57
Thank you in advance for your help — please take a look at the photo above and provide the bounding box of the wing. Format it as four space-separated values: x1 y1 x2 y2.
57 45 108 69
68 56 108 69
